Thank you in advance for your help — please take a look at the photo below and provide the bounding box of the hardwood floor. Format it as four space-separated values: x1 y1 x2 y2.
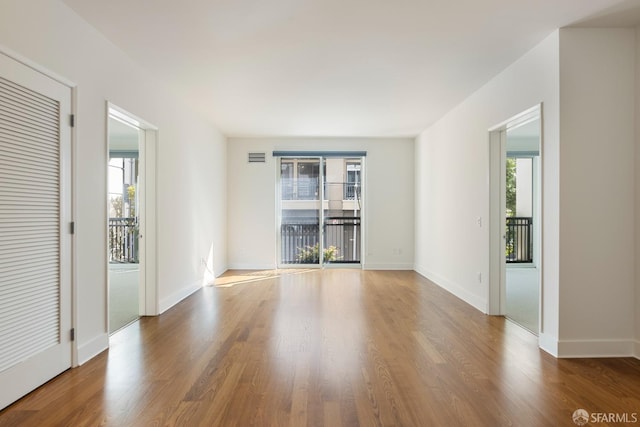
1 269 640 426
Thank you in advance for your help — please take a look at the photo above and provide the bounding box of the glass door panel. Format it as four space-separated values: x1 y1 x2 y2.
323 158 362 264
279 158 321 265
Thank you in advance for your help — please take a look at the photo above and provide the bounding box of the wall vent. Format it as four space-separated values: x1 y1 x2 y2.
248 152 266 163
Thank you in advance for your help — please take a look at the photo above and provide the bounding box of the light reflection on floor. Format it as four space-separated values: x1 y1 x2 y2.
212 268 315 287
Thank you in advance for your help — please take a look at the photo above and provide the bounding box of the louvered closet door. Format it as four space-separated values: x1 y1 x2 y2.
0 53 72 410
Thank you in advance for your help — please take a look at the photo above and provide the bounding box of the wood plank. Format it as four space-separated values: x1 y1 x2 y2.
1 269 640 426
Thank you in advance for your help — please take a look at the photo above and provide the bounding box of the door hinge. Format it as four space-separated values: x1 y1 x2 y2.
70 114 75 127
70 328 75 341
70 221 75 234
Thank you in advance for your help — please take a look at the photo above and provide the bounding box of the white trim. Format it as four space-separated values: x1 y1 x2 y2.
0 44 76 88
77 333 109 365
108 103 158 131
414 265 487 313
143 129 158 315
228 263 279 271
556 339 636 358
158 280 202 314
488 104 541 133
487 129 505 315
634 340 640 359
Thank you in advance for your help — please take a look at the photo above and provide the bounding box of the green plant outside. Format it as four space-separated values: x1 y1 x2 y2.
296 243 341 264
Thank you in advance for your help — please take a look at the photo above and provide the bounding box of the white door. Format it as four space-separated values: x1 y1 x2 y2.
0 52 73 410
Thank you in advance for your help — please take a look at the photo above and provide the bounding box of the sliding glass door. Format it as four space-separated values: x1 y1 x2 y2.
278 155 363 267
322 158 361 264
279 157 322 265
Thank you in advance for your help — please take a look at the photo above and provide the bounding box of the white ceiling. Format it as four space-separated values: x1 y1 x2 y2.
61 0 635 138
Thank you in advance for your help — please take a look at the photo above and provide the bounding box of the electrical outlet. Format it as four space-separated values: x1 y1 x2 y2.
477 216 482 227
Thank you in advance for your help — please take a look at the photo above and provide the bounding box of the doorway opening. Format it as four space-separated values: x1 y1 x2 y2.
276 154 364 267
505 122 540 333
107 116 141 332
489 106 542 335
107 105 158 334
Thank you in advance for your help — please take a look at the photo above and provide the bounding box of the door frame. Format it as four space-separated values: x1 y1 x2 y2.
488 104 543 325
275 154 365 269
106 103 158 319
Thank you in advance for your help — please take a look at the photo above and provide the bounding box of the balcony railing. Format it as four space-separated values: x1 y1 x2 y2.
343 183 360 200
324 182 360 201
281 178 319 200
281 221 319 264
281 181 360 201
506 216 532 263
280 217 361 264
324 216 361 263
109 217 138 263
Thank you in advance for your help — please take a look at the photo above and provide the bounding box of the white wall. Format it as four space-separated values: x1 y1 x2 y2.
415 31 561 344
415 28 638 358
227 138 415 270
558 28 635 356
0 0 227 363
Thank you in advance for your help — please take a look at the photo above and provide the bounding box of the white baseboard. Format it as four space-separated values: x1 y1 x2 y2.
227 263 277 271
77 333 108 366
363 263 414 270
159 280 202 314
414 264 486 313
556 339 636 358
527 333 637 359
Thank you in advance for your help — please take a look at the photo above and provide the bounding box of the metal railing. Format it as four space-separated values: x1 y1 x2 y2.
109 217 138 263
281 178 319 200
324 182 360 201
281 221 319 264
324 216 361 263
344 183 360 200
281 181 360 201
280 217 361 264
506 216 532 263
